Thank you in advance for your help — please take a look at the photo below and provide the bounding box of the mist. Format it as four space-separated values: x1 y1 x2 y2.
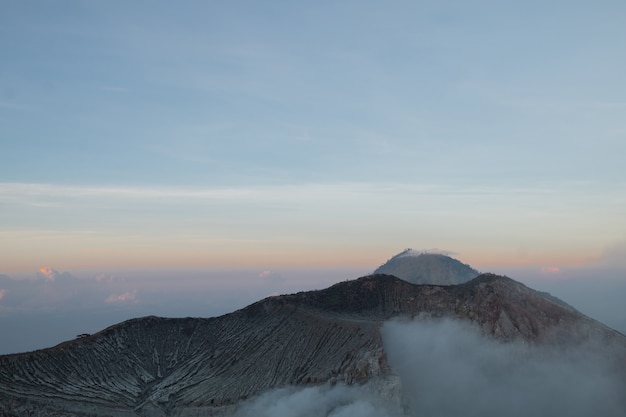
233 318 626 417
233 384 402 417
383 318 626 416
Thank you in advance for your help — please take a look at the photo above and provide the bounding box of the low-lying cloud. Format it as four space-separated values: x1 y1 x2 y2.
383 318 626 416
233 384 401 417
105 291 137 303
234 318 626 417
37 266 61 282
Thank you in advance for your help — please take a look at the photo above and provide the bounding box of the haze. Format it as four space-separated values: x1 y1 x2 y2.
1 1 625 353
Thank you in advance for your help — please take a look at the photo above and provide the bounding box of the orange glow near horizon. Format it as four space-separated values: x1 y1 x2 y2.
466 252 598 269
0 244 604 275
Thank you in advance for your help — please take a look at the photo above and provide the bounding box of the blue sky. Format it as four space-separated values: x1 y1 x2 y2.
1 1 626 352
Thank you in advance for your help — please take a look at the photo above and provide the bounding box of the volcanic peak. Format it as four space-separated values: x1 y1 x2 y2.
374 249 480 285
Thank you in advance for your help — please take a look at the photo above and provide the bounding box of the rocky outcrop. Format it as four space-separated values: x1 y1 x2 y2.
374 250 480 285
1 273 625 416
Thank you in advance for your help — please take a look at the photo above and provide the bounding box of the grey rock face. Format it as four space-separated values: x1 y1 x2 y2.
1 273 625 416
374 250 480 285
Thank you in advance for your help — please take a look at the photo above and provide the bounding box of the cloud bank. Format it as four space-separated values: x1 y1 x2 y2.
383 318 626 417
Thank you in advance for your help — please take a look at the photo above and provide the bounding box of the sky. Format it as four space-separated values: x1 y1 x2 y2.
1 1 625 353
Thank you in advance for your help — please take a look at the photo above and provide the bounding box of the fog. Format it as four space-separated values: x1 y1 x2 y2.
234 318 626 417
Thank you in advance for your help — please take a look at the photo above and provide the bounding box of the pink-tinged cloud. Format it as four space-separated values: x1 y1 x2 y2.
0 289 6 300
539 266 566 280
105 291 137 303
541 266 561 274
38 267 59 282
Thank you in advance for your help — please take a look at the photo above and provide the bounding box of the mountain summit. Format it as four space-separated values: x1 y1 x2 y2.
374 249 480 285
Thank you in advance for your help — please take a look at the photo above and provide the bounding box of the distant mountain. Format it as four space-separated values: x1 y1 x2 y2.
2 272 625 417
373 249 480 285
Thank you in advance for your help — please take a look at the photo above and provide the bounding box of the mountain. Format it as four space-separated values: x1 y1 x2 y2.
1 272 625 417
374 249 480 284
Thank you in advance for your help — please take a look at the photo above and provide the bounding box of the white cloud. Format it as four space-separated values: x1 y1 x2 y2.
105 291 137 303
258 269 273 279
234 384 400 417
382 318 626 417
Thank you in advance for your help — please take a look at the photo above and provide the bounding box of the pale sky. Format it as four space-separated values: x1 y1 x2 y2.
2 0 625 273
1 1 626 353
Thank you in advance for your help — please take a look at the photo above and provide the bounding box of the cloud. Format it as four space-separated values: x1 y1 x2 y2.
95 273 126 283
257 269 285 282
258 270 273 279
539 265 563 278
105 291 137 303
0 289 6 300
399 248 458 257
37 267 59 282
37 267 76 282
233 384 401 417
381 318 626 417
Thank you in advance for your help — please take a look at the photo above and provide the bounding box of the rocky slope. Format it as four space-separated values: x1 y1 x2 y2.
1 273 625 416
374 249 480 284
